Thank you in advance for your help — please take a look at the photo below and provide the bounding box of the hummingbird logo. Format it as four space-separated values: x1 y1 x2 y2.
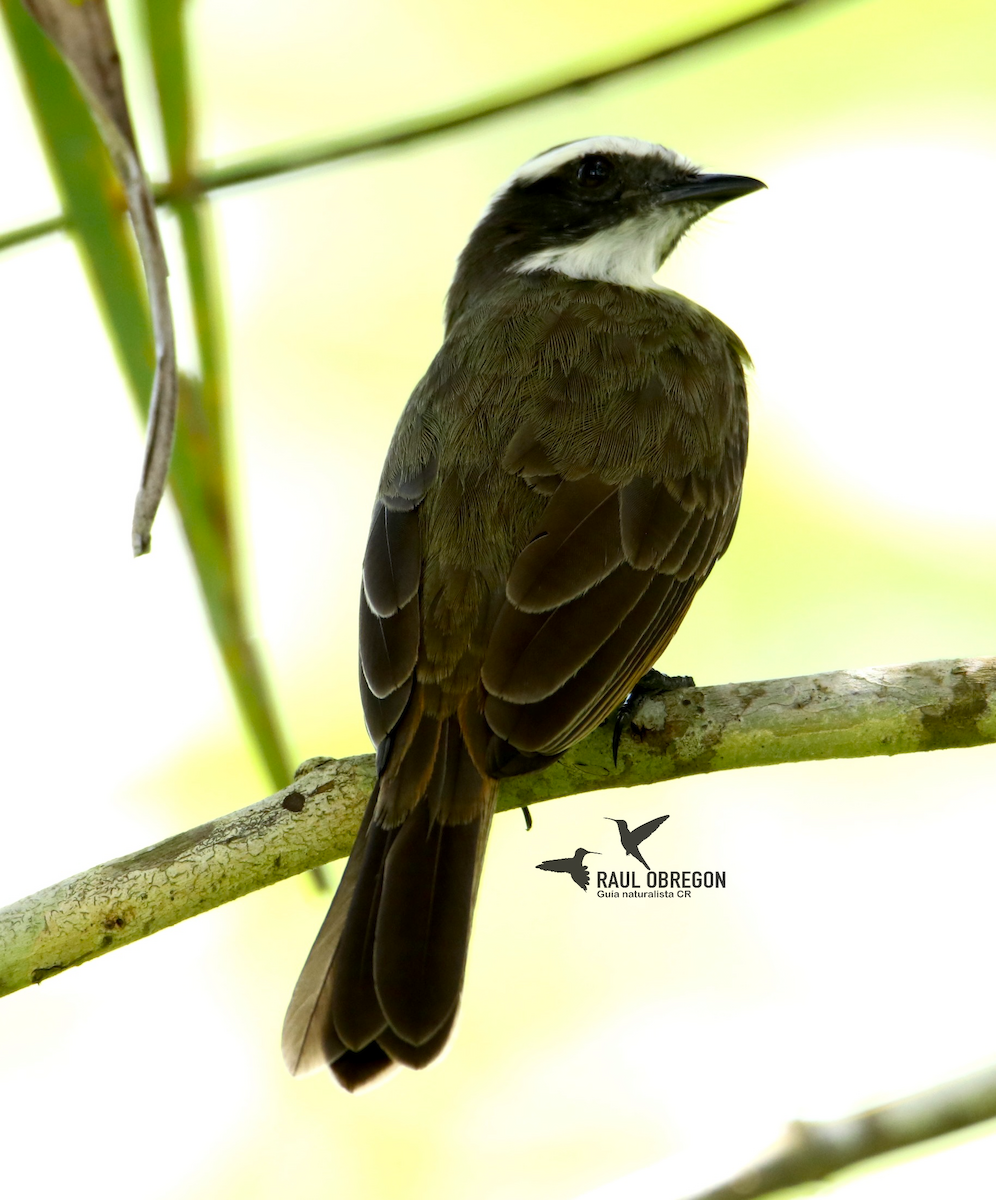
605 815 669 868
535 848 599 891
534 814 725 900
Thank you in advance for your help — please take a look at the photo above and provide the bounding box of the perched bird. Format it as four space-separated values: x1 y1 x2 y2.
606 814 670 869
283 135 762 1091
536 848 600 891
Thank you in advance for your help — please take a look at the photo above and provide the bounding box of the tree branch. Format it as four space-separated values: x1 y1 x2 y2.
684 1063 996 1199
0 657 991 1000
0 0 843 254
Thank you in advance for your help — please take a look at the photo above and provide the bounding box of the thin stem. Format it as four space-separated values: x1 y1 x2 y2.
0 0 839 253
685 1065 996 1200
0 213 64 252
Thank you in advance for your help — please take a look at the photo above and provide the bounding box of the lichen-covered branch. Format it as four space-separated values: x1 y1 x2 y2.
0 657 992 999
684 1063 996 1200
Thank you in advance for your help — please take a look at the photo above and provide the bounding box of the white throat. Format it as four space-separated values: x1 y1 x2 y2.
513 208 695 290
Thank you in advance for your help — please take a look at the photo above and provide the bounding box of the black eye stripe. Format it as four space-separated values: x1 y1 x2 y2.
576 155 616 187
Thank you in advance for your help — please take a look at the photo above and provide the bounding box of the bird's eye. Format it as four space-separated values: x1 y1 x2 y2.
576 155 615 188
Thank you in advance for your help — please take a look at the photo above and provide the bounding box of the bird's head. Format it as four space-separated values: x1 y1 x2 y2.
447 135 764 323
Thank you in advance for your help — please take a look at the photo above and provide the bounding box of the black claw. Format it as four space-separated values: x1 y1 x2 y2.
521 806 533 831
611 670 696 766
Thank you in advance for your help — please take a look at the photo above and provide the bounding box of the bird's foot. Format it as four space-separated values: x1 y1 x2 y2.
610 670 696 766
521 806 533 831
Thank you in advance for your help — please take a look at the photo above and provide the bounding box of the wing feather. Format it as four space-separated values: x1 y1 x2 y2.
362 502 421 617
359 589 419 698
482 564 654 703
505 477 623 612
484 570 697 754
657 507 706 574
619 476 690 570
482 459 738 762
358 669 412 747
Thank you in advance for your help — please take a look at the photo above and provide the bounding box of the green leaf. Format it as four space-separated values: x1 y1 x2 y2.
0 0 155 406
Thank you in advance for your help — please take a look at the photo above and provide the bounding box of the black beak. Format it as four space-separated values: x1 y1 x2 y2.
657 173 766 206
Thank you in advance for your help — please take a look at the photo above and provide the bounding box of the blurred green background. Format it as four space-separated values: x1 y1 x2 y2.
0 1 994 1197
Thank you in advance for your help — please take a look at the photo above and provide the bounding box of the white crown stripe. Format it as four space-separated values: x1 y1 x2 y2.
510 136 693 186
476 137 695 226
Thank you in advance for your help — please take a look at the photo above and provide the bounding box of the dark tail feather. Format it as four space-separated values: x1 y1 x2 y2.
329 822 394 1050
282 705 496 1088
331 1007 457 1091
378 1009 458 1069
331 1042 396 1092
374 801 482 1044
281 794 379 1077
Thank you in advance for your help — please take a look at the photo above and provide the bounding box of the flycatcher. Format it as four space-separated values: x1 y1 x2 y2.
283 136 763 1089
